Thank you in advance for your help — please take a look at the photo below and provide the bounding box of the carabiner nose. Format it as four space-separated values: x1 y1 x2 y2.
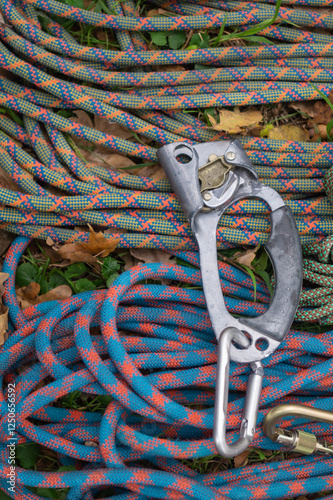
214 327 264 458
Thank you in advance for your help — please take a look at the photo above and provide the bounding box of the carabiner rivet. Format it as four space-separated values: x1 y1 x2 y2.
226 151 236 161
203 192 212 201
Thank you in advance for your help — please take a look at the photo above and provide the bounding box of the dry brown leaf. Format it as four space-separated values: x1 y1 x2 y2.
130 249 172 285
56 243 98 266
86 153 136 170
312 100 333 126
130 249 172 265
309 123 328 141
94 116 133 141
289 101 316 118
95 29 107 42
147 8 169 16
79 226 120 257
0 165 22 191
56 226 120 264
70 110 94 149
232 244 260 269
35 285 72 304
155 65 186 72
234 450 250 468
268 125 310 142
0 272 9 345
0 273 9 292
18 285 72 310
121 252 136 271
0 307 8 345
17 282 40 301
209 107 263 134
0 231 13 256
134 164 167 180
46 237 55 246
85 440 99 447
0 9 11 27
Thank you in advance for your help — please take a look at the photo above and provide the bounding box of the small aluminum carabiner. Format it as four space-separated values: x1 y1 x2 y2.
264 404 333 455
214 327 264 458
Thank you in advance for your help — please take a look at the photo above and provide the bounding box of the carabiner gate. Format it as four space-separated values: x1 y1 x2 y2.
264 404 333 455
214 327 264 458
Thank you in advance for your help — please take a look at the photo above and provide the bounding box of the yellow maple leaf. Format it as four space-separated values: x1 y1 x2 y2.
268 125 310 142
208 107 263 134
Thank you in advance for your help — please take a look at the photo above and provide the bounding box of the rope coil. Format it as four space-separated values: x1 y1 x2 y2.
0 0 333 497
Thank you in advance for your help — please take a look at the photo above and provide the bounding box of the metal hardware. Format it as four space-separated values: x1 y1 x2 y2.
198 154 233 192
264 404 333 455
157 140 303 458
214 327 264 457
226 151 236 161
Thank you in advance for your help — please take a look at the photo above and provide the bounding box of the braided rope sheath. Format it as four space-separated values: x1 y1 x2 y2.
0 0 333 496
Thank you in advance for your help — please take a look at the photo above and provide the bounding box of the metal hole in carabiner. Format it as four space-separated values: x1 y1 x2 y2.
255 338 269 351
232 330 252 350
173 144 193 164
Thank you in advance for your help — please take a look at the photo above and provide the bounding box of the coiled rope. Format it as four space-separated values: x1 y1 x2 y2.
0 236 333 500
0 0 333 497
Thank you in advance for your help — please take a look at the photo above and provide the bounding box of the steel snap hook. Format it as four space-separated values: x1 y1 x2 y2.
264 404 333 455
214 327 264 458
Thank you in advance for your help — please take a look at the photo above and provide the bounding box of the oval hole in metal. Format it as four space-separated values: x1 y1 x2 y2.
173 144 193 164
232 330 252 350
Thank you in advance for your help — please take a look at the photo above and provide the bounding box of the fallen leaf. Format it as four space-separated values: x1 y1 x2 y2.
35 285 72 304
17 285 72 309
130 249 172 265
154 65 186 72
268 125 310 142
0 231 13 256
16 282 40 301
46 237 55 246
0 9 11 27
0 272 9 345
232 244 260 269
0 307 8 345
79 226 120 258
120 252 135 271
147 8 170 16
85 441 99 447
289 101 316 118
309 123 328 141
56 226 120 265
130 249 173 285
0 164 22 191
209 107 263 134
312 100 333 126
86 152 136 170
94 116 133 141
56 243 98 266
134 163 167 180
234 450 250 468
71 110 94 149
307 97 333 141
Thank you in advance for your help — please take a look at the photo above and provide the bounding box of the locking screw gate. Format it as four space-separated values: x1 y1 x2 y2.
264 404 333 455
158 140 303 458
